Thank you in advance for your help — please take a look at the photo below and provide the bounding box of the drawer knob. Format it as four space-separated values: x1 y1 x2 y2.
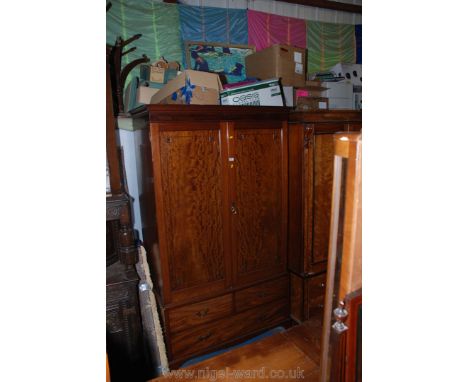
195 308 209 318
197 331 213 342
320 282 325 288
231 202 238 215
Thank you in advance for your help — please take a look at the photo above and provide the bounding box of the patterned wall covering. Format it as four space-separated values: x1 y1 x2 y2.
106 1 361 85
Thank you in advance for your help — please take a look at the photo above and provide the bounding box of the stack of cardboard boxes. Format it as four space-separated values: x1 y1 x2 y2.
124 45 361 110
124 58 183 111
149 70 223 105
326 63 362 110
244 44 329 110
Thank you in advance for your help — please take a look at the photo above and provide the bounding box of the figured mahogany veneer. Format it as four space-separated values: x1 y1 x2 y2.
290 272 327 323
167 294 233 335
170 299 289 360
132 105 290 366
234 276 288 312
288 110 361 323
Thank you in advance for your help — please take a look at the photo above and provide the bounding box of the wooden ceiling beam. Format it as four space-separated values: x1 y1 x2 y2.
163 0 361 14
279 0 361 14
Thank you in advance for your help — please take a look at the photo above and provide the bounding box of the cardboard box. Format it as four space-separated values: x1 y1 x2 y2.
124 78 165 111
220 79 284 106
245 45 306 87
305 80 322 87
295 85 328 98
137 86 160 105
320 80 353 109
296 97 329 111
140 65 180 84
139 80 165 90
140 64 165 83
150 70 223 105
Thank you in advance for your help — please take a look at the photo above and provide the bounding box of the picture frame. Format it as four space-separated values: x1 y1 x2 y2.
184 41 256 83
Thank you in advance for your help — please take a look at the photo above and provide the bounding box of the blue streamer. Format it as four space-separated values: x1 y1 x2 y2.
355 25 362 64
178 4 248 45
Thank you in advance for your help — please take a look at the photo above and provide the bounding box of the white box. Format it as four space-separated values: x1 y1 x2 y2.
354 92 362 110
282 86 294 107
329 63 362 86
220 79 284 106
321 80 353 109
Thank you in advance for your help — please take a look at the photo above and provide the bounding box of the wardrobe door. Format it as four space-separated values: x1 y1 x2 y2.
310 133 336 269
154 123 229 303
230 120 288 286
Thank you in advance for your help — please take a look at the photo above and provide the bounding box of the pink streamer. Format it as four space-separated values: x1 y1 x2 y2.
248 9 306 51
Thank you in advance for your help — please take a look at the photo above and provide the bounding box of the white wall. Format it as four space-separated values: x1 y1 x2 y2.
118 124 145 241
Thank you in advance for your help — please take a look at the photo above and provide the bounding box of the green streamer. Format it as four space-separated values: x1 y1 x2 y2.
307 20 355 74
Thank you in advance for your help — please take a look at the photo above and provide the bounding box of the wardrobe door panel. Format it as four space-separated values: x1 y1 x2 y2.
159 128 227 299
231 121 287 286
311 133 336 268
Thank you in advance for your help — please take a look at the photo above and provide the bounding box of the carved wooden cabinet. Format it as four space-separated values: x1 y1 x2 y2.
106 42 149 381
288 111 362 323
132 105 290 367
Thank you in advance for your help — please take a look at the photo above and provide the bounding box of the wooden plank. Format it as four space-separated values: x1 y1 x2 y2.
279 0 361 14
152 328 319 381
162 0 361 14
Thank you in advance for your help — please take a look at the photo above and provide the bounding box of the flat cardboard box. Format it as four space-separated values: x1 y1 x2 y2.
296 97 329 111
295 85 328 99
220 78 284 106
305 80 323 87
245 44 306 87
150 70 223 105
137 86 160 105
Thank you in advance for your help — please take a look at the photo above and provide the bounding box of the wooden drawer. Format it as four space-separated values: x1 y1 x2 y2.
235 276 288 312
167 294 233 334
307 273 326 319
307 273 326 299
170 298 288 360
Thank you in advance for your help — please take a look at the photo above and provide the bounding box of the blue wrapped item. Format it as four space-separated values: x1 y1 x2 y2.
171 77 196 104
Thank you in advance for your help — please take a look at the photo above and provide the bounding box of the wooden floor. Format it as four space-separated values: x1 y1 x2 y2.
150 319 322 381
